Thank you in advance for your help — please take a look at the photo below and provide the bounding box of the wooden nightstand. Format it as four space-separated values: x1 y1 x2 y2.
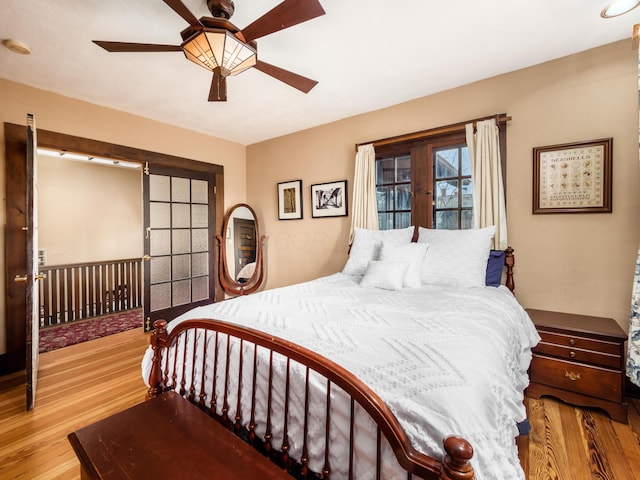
526 308 628 423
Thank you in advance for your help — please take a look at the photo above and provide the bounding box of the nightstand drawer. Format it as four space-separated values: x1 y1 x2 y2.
530 354 623 403
532 341 622 369
537 330 621 356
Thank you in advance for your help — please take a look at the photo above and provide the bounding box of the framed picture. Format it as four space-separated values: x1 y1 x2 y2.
311 180 348 218
533 138 612 214
277 180 303 220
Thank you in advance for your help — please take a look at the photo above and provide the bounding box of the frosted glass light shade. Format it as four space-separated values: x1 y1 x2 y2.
182 29 257 76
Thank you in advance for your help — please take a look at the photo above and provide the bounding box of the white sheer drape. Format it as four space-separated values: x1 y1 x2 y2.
350 144 378 242
465 118 508 249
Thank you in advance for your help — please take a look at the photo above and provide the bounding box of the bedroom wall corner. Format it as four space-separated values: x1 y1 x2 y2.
246 39 640 332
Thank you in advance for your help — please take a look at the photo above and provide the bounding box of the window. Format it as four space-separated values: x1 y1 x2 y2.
376 155 411 229
433 143 473 229
373 117 506 231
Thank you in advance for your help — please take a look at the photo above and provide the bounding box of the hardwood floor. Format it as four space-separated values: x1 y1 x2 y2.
0 328 639 479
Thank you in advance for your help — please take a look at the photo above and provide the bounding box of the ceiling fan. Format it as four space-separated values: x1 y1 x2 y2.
93 0 325 101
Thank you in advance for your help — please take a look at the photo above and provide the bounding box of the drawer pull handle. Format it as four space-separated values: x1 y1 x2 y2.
570 351 576 358
565 371 581 381
568 339 576 346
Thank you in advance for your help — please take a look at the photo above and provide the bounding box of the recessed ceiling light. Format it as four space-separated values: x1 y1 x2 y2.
601 0 640 18
2 39 31 55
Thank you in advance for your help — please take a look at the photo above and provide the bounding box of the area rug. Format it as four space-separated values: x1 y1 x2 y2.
39 308 143 353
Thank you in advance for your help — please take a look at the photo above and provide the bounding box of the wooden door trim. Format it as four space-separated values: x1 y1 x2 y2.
2 123 224 374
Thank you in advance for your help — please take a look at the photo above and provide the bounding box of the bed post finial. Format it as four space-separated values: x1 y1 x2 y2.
505 246 515 293
439 435 475 480
146 320 168 400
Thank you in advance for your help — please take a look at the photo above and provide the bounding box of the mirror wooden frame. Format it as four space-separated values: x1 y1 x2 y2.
216 203 265 296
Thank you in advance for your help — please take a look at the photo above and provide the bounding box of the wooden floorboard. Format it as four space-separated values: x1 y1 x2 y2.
2 328 640 479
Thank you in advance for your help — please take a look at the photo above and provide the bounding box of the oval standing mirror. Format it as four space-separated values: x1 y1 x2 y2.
217 203 265 296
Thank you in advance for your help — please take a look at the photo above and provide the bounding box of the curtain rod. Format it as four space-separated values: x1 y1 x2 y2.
355 113 511 151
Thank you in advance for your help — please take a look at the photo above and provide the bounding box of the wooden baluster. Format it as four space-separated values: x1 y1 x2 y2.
198 330 209 408
146 320 167 399
234 339 244 432
439 436 475 480
248 343 258 445
264 350 274 455
281 357 291 469
300 367 310 478
322 380 331 480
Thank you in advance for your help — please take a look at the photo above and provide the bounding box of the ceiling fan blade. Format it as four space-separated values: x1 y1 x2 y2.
238 0 325 43
254 60 318 93
209 71 227 101
163 0 203 28
93 41 182 52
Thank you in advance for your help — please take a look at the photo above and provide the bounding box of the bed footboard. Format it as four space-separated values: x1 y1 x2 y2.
146 319 475 480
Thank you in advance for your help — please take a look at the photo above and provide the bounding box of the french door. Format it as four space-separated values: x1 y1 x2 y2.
143 165 217 331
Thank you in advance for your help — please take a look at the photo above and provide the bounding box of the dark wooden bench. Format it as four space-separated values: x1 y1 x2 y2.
67 390 291 479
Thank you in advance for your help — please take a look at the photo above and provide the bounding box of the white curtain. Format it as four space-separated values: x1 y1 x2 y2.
465 118 508 249
627 247 640 386
350 144 378 242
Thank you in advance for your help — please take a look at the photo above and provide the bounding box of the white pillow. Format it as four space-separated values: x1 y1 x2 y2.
360 260 408 291
417 226 495 288
342 226 414 277
379 241 429 289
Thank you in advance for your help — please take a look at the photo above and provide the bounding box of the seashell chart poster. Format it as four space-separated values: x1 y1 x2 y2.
533 138 612 214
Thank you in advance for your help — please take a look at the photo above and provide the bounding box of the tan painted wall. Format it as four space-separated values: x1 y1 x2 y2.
38 156 142 265
0 77 246 354
247 40 640 331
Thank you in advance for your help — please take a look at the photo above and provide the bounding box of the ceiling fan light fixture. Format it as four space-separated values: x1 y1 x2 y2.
601 0 640 17
182 29 256 76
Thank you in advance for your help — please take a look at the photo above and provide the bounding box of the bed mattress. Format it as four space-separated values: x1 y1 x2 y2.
142 273 539 480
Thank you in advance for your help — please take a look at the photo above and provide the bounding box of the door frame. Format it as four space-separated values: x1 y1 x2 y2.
2 124 224 374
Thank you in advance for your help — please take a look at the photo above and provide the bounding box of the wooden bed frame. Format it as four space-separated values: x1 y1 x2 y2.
145 247 517 480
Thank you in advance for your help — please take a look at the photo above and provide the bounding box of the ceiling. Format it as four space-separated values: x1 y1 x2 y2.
1 1 639 146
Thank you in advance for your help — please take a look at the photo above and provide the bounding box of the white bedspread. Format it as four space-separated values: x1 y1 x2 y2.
142 273 539 480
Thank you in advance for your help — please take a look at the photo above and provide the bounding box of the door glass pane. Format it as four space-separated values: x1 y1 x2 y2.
150 229 171 256
192 179 208 204
192 276 209 302
150 283 171 311
150 175 170 202
192 229 208 252
150 203 170 228
172 203 190 228
172 254 191 280
172 177 190 203
172 279 191 306
192 252 209 276
150 256 171 283
172 229 191 254
192 204 208 228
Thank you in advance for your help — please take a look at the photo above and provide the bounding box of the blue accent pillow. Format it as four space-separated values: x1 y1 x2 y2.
485 250 505 287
